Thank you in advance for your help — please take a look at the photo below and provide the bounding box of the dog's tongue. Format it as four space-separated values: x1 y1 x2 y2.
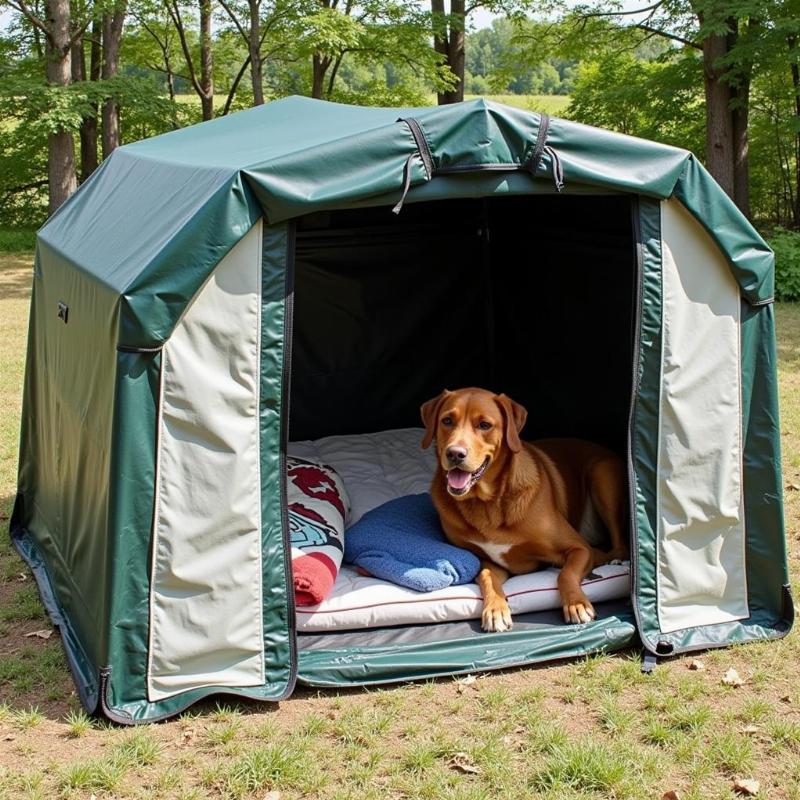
447 469 471 490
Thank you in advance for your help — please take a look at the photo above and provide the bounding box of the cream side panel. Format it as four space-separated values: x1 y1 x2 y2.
656 199 747 634
148 221 264 701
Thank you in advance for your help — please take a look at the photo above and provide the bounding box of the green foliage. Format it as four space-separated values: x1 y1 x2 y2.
0 228 36 251
567 50 705 154
769 228 800 301
466 18 576 96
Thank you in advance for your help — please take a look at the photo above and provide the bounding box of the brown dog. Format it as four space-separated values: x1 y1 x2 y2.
421 387 629 632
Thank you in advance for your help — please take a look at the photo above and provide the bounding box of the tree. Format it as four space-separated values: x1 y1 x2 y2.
165 0 215 119
2 0 91 212
101 0 128 156
217 0 301 106
430 0 532 104
298 1 452 101
73 13 102 179
128 3 182 101
537 1 770 216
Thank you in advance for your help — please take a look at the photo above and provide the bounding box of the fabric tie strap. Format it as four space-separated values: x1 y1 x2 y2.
392 153 416 215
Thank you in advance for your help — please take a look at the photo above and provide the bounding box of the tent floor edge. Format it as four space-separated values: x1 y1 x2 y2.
294 608 638 688
9 493 101 716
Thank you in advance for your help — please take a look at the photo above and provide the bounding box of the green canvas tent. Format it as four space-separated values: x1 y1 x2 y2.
11 96 793 723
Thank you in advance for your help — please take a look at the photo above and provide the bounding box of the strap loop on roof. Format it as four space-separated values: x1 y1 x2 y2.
526 114 565 192
392 153 416 215
544 144 565 192
398 117 434 179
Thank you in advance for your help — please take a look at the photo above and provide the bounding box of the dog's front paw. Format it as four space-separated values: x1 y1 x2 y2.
562 592 596 625
482 598 513 633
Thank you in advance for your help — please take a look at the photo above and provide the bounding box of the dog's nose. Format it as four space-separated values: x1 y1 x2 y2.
446 446 467 464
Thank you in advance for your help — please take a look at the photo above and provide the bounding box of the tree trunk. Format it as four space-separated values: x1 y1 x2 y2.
101 2 127 158
199 0 214 119
730 17 753 220
326 53 343 98
432 0 464 105
248 0 264 104
80 16 101 179
165 53 176 102
789 35 800 228
311 52 328 100
731 80 751 219
73 17 100 181
701 28 735 198
45 0 78 214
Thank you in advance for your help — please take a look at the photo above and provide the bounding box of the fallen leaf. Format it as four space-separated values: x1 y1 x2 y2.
687 659 705 671
447 752 481 775
661 791 681 800
722 667 744 687
262 792 281 800
733 778 760 796
455 674 477 694
182 728 195 742
17 573 27 582
742 724 760 735
780 694 792 703
3 734 15 742
24 629 52 640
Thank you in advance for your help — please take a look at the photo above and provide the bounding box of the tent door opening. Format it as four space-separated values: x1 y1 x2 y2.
286 193 642 682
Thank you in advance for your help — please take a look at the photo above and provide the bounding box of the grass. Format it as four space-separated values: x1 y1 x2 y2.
173 90 572 116
464 92 571 114
0 229 36 252
0 251 798 798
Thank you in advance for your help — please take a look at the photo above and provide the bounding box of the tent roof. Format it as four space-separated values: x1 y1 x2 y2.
38 96 774 347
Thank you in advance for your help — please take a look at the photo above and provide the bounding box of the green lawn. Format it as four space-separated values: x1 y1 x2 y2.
465 93 571 114
0 252 798 800
174 92 572 115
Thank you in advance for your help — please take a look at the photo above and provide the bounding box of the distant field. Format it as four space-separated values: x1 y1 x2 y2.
174 92 571 114
464 94 571 114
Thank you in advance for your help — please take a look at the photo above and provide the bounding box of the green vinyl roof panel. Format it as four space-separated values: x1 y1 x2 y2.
37 96 775 350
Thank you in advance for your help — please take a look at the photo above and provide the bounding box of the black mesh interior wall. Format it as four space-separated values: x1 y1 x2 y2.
289 194 636 453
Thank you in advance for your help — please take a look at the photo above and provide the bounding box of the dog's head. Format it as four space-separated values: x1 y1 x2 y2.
420 388 528 499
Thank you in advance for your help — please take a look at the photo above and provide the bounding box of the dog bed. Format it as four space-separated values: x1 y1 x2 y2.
295 562 631 632
289 428 631 633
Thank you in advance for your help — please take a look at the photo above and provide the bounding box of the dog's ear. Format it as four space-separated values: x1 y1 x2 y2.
495 393 528 453
420 390 450 449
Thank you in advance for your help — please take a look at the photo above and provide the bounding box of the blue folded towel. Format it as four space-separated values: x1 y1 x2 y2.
344 493 481 592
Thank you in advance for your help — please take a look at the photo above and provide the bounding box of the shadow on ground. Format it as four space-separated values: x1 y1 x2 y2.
0 256 34 301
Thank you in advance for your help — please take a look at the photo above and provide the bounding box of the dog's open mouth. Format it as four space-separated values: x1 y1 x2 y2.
446 457 490 497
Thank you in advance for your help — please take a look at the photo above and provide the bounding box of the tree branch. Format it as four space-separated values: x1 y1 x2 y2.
637 23 700 49
5 0 50 37
222 53 251 115
218 0 249 44
164 0 203 97
578 1 665 19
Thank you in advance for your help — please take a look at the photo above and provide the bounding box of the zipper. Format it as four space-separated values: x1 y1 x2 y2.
277 220 299 698
626 195 652 653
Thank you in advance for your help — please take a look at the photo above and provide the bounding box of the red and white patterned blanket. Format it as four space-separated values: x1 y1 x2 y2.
287 456 349 606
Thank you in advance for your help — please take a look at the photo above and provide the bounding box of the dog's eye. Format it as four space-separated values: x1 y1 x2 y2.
441 416 453 427
478 421 492 431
